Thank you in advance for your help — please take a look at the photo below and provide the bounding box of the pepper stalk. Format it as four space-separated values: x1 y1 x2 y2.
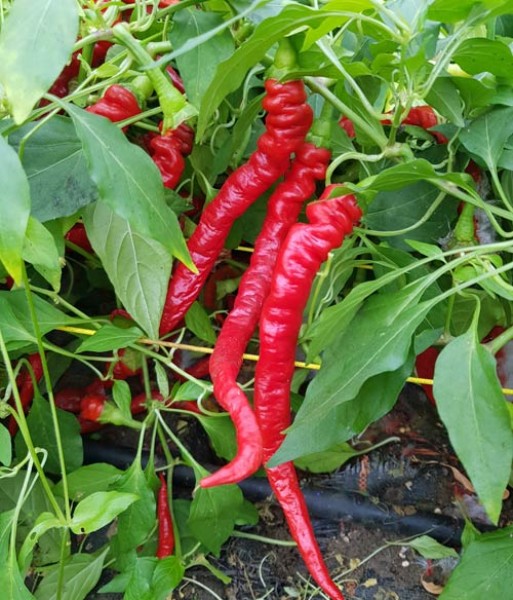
113 23 197 131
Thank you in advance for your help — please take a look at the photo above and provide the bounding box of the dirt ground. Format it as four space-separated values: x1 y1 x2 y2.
85 383 513 599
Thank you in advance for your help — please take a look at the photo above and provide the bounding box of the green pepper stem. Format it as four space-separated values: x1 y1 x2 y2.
454 201 477 245
113 23 196 130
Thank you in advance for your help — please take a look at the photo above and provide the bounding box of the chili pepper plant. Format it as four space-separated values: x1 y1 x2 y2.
1 0 513 598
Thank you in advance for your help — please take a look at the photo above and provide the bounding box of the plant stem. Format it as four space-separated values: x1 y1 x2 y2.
487 324 513 355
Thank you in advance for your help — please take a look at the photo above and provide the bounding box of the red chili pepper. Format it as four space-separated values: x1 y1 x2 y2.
414 346 440 406
79 393 106 422
338 115 356 138
7 354 44 436
109 308 133 322
253 188 361 600
78 417 103 434
172 400 202 414
130 390 163 415
156 473 175 557
54 387 84 414
159 79 314 335
46 53 81 99
65 223 93 253
86 84 141 126
201 142 331 489
149 122 194 189
105 349 141 382
165 65 185 94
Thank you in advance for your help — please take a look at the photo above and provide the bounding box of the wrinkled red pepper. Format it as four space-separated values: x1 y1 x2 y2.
253 187 362 600
202 142 331 489
7 354 44 436
86 84 141 126
159 78 314 335
156 473 175 558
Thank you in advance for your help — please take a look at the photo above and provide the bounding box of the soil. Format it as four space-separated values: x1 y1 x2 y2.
84 383 513 600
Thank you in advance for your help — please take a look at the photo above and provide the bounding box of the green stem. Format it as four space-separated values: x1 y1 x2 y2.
487 324 513 355
55 531 69 600
0 332 65 521
490 167 513 213
305 77 388 149
156 412 203 475
113 23 195 130
443 291 456 338
21 267 71 521
231 530 297 547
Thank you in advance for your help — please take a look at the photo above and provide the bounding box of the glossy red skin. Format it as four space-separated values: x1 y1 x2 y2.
159 79 314 335
201 143 331 489
79 393 106 421
341 105 447 143
65 223 93 253
253 191 361 600
414 347 440 405
156 473 175 558
149 122 194 189
166 65 185 94
86 85 141 124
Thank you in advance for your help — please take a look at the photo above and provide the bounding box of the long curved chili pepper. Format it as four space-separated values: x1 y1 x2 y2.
156 473 175 558
7 354 44 436
159 79 313 335
201 143 331 489
253 188 362 600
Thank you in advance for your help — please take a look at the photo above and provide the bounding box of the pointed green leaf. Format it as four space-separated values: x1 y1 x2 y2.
22 217 62 291
0 136 30 283
70 491 139 535
66 105 192 269
9 116 98 222
76 324 143 354
169 9 235 107
0 0 79 123
83 203 172 339
440 526 513 599
433 321 513 524
460 106 513 172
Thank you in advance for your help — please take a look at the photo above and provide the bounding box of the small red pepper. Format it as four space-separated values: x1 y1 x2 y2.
79 393 106 422
156 473 175 558
65 223 93 253
86 84 141 126
414 347 440 406
54 387 84 414
149 122 194 190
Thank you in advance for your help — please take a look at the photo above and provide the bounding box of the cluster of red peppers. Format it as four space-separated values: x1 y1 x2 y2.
154 46 360 596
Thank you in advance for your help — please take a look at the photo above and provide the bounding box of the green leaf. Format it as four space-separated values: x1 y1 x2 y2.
271 358 412 465
66 105 192 268
70 491 139 535
294 442 359 473
460 106 513 172
76 324 143 353
15 393 83 475
184 302 216 345
124 557 184 600
0 135 31 283
55 463 123 502
425 77 465 127
405 239 445 259
433 319 513 524
0 511 34 600
112 380 132 418
110 460 156 570
9 116 98 222
34 549 108 600
0 290 73 351
404 535 458 559
18 512 62 576
0 0 79 123
22 217 62 291
453 38 513 80
365 159 438 191
0 424 11 466
169 9 234 107
197 4 368 137
440 526 513 599
365 181 456 250
173 380 205 401
197 415 237 461
188 484 244 556
83 202 172 339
